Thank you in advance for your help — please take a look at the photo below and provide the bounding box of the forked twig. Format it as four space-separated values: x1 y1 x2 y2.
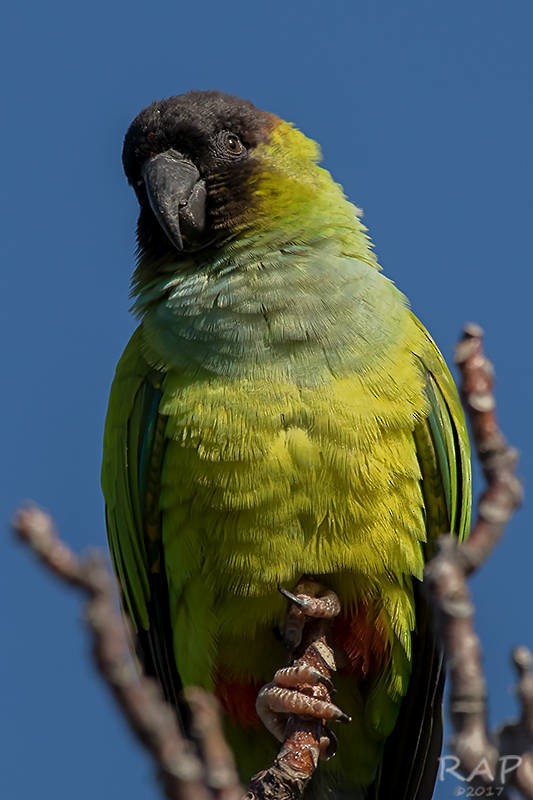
425 323 529 795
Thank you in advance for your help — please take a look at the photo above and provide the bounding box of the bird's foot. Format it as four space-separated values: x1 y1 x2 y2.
255 579 349 761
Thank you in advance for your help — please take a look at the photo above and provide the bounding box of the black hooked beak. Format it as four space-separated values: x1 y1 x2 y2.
141 149 207 251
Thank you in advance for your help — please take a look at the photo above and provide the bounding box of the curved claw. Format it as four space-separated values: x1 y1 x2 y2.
279 587 303 606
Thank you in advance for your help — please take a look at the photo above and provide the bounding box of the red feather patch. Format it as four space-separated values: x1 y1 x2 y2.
214 674 263 727
331 602 390 679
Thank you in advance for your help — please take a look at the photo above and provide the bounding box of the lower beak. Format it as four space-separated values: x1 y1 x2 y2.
142 150 207 251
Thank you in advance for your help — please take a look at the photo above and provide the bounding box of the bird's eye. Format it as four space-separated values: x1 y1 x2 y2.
217 131 245 157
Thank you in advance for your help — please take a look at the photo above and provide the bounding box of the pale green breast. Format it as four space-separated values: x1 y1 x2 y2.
139 239 408 383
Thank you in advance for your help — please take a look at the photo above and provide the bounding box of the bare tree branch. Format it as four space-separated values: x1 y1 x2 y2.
13 507 243 800
425 323 529 795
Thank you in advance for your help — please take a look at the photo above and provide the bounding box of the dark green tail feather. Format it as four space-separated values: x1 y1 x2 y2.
374 584 444 800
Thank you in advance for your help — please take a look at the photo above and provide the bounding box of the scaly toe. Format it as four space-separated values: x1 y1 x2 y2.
272 664 334 693
256 684 351 737
279 585 341 620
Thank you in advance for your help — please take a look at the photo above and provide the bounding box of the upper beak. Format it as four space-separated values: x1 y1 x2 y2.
141 149 207 251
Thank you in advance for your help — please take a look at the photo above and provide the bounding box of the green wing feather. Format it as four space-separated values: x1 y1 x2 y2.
102 328 153 629
412 315 472 546
102 328 184 707
376 315 472 800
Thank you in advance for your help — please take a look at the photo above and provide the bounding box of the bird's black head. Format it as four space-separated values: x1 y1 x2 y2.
123 90 275 262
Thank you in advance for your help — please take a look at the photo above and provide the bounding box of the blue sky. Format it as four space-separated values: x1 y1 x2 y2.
2 2 532 798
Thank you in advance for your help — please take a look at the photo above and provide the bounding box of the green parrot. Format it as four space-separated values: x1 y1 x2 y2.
102 90 471 799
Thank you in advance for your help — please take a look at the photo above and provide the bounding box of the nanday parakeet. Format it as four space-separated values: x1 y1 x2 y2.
102 91 471 799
